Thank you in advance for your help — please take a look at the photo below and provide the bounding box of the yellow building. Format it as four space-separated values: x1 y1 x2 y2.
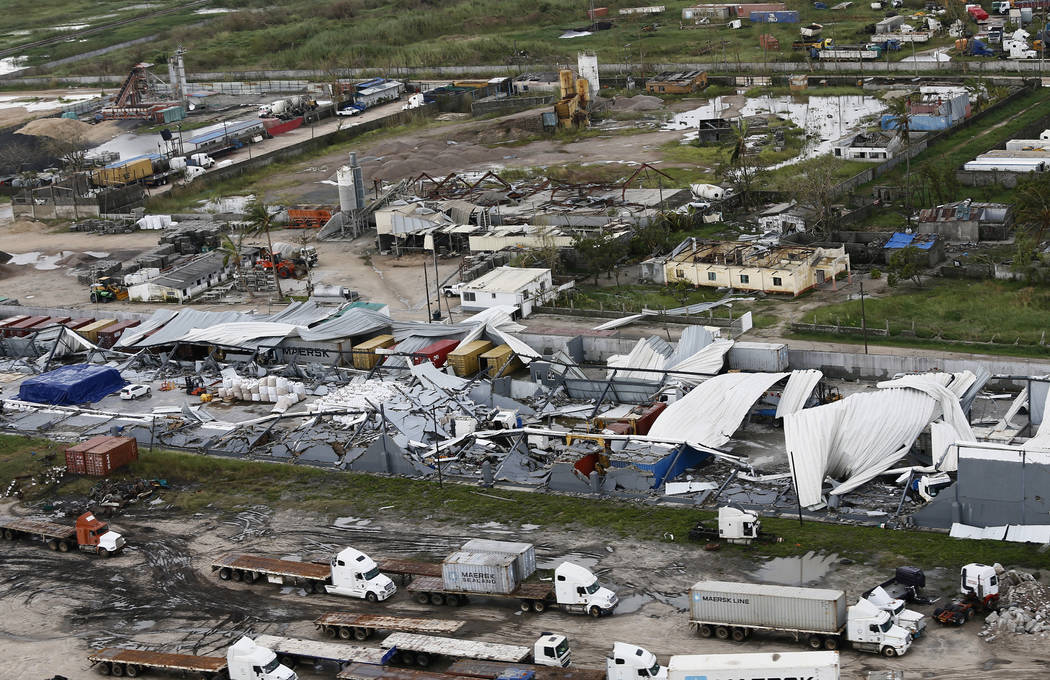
664 240 850 297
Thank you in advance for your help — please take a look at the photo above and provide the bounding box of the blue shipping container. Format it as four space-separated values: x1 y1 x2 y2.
749 10 800 22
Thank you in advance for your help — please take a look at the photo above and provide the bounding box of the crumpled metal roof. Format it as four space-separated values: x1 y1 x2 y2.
666 339 733 384
180 322 299 347
136 310 255 347
298 308 393 342
114 309 178 348
648 371 790 448
266 300 333 326
775 369 823 418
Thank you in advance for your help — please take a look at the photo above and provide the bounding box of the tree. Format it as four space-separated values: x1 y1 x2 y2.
886 246 926 288
782 157 848 240
245 200 283 299
573 233 620 285
1013 173 1050 245
45 128 90 173
218 223 249 293
884 93 915 223
719 119 766 207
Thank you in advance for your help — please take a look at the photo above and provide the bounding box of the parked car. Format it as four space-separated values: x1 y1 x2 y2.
119 384 152 400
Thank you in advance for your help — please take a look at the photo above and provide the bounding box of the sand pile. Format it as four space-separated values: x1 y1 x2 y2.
611 95 664 112
15 117 120 144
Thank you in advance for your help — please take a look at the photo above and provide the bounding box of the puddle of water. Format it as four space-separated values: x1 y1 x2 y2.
83 250 110 258
520 523 541 532
131 619 155 631
196 7 232 13
613 592 653 615
0 56 27 76
333 516 373 528
651 591 691 611
8 251 71 270
664 97 730 130
749 550 839 586
198 195 255 214
52 24 90 31
536 551 601 570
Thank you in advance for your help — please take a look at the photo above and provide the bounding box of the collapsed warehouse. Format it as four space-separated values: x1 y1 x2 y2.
4 297 1049 542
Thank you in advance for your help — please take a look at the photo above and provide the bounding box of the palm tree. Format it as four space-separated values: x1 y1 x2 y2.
245 200 283 299
1015 174 1050 245
218 222 249 293
885 93 915 223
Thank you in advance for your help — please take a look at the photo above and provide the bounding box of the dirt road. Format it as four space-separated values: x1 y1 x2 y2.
1 499 1045 679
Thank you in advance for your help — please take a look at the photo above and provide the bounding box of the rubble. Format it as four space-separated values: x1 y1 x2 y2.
981 565 1050 639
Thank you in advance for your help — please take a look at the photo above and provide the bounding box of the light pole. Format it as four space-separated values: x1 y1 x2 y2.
859 278 868 354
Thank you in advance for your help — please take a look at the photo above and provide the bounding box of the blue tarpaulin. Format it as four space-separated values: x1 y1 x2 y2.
884 232 936 250
18 364 126 405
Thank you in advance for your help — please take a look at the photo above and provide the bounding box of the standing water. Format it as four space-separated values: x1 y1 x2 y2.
749 551 839 586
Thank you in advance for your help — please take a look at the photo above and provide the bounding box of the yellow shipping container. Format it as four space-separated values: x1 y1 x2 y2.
480 344 520 379
352 334 395 370
78 319 117 343
447 340 494 377
92 157 154 187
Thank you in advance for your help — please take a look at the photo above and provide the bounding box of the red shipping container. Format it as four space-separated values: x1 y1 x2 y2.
65 317 96 331
633 401 667 435
96 319 141 349
65 436 139 476
414 339 461 367
37 316 71 330
587 6 608 18
6 316 50 337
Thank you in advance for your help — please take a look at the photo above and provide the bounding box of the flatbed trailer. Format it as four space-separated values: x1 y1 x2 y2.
407 576 554 610
339 663 462 680
316 613 464 641
379 559 443 582
448 659 606 680
381 633 533 668
1 518 76 549
88 647 227 678
253 634 392 671
212 553 330 592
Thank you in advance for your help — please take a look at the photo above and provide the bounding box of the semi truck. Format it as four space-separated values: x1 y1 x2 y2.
933 563 1000 625
315 613 464 641
606 644 841 680
0 512 125 557
211 546 396 600
864 586 927 637
688 581 912 657
380 632 571 668
688 507 781 545
88 636 296 679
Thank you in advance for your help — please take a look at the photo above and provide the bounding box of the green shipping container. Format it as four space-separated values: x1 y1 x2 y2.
161 106 185 123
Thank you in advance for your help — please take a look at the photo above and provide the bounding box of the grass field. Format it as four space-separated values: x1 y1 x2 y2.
4 434 1048 570
34 0 978 76
800 279 1050 354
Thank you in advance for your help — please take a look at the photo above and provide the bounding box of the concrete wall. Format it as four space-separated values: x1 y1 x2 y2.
956 169 1027 188
789 348 1050 384
13 202 100 219
915 220 978 242
0 304 153 323
471 95 553 116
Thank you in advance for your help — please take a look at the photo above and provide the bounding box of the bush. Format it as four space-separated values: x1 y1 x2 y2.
870 268 882 280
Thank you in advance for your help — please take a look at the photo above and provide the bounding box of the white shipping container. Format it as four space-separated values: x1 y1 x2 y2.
727 342 789 372
668 651 839 680
442 551 519 594
461 539 536 580
689 581 847 634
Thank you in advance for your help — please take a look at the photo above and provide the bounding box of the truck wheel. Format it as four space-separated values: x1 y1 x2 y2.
219 568 232 580
416 653 431 668
731 628 746 642
401 652 416 666
98 547 109 558
231 570 243 582
966 607 976 620
280 655 297 669
125 664 139 677
324 626 337 638
48 539 58 551
589 606 602 618
97 662 112 676
824 637 839 650
520 600 532 612
698 625 713 638
339 626 353 640
415 592 431 604
533 600 547 613
366 591 379 603
2 529 13 540
808 636 823 649
111 663 125 677
354 627 369 641
430 593 445 606
57 540 70 552
715 626 730 640
881 646 898 658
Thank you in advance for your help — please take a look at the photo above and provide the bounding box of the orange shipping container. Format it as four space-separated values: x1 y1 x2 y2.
65 436 139 476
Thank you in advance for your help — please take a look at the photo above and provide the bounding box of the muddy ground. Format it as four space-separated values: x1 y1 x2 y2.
2 499 1047 680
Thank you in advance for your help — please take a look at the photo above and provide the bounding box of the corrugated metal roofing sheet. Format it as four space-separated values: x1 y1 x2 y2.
298 308 393 341
114 309 178 348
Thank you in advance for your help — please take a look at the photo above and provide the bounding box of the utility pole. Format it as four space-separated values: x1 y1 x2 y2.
859 278 869 354
423 259 433 322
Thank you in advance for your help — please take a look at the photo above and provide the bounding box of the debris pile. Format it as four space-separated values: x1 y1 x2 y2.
310 380 401 423
89 478 157 513
69 218 136 234
982 566 1050 639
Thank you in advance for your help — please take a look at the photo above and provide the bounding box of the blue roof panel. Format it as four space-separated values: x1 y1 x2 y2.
884 232 935 250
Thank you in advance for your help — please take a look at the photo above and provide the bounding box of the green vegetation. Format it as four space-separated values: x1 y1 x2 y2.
4 435 1048 569
800 279 1050 355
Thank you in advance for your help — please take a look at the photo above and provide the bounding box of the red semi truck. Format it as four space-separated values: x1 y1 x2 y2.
0 511 126 557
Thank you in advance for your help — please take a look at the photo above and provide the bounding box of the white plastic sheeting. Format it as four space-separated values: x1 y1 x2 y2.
775 369 823 418
648 371 789 448
950 523 1050 544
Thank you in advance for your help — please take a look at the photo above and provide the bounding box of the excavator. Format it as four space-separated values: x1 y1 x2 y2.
89 277 128 303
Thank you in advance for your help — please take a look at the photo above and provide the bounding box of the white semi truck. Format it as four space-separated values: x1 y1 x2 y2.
88 636 296 679
865 586 927 637
211 547 396 601
689 581 912 657
606 644 840 680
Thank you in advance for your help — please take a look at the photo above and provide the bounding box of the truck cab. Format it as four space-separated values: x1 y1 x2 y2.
533 634 572 667
75 512 125 556
554 562 618 616
326 547 396 601
227 637 297 680
717 507 760 544
960 563 999 604
606 642 667 680
865 586 927 637
846 599 912 657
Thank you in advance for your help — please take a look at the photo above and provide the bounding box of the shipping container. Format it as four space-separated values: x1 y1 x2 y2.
758 33 781 49
480 344 521 378
155 105 185 123
0 315 30 336
288 207 333 228
352 334 395 370
65 436 139 476
732 2 787 14
414 339 460 367
92 157 155 187
683 5 732 20
690 581 848 635
6 316 51 337
95 319 141 349
727 341 789 372
461 539 536 581
78 319 118 344
39 316 71 330
448 340 494 377
668 652 840 680
587 6 609 18
442 551 519 594
749 10 800 22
